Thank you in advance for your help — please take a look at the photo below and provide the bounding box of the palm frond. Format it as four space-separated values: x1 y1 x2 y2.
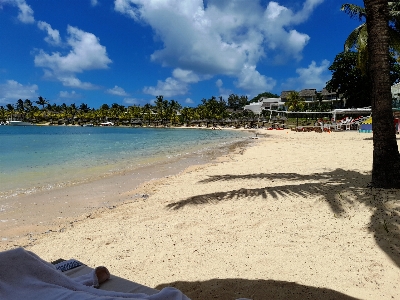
344 24 366 51
357 43 368 75
341 3 366 21
389 27 400 55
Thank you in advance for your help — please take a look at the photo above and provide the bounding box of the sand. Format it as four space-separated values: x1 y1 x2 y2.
2 129 400 299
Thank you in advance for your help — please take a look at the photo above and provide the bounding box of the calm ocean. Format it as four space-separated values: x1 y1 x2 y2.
0 126 251 198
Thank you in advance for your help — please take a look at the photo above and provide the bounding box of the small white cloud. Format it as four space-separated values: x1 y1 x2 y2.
143 77 188 97
59 76 98 90
1 0 35 23
11 0 35 23
35 25 112 74
34 25 112 89
91 0 98 6
172 68 200 83
59 90 81 98
282 59 331 90
123 98 141 105
37 21 61 45
106 85 129 96
0 80 38 104
235 65 276 94
215 79 232 100
184 98 194 104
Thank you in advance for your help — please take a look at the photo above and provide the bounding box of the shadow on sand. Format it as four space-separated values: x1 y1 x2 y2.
166 168 400 269
156 278 359 300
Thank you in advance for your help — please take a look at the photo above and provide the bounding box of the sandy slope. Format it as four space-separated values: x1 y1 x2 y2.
5 130 400 299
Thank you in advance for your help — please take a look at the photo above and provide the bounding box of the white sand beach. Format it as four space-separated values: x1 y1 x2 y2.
2 129 400 299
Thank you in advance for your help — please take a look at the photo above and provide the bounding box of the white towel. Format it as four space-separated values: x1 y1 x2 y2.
0 248 190 300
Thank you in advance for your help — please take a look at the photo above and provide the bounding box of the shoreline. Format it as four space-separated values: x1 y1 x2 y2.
2 129 400 299
0 135 253 248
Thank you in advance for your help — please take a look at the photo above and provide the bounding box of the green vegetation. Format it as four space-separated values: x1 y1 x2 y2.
0 95 261 127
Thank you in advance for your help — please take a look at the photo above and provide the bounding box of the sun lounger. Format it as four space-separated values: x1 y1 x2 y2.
0 248 191 300
53 258 160 295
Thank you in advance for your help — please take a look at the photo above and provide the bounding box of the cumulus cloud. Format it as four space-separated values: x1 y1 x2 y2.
58 76 99 90
1 0 35 23
0 80 38 104
172 69 201 84
37 21 61 45
215 79 232 100
184 98 194 104
106 85 129 96
34 25 112 89
115 0 323 96
282 60 331 90
143 77 188 97
235 65 276 94
59 90 81 99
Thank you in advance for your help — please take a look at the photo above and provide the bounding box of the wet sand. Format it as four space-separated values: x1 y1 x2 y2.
1 129 400 300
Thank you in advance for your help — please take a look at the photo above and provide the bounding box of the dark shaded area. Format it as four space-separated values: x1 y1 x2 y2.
166 168 400 269
167 169 368 215
155 278 359 300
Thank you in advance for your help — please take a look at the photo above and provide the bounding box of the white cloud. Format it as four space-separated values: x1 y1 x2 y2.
172 69 200 83
123 98 141 105
143 77 188 97
34 25 112 89
91 0 98 6
37 21 61 45
115 0 323 96
35 26 112 74
184 98 194 104
0 80 38 104
282 60 331 90
235 65 276 94
106 85 129 96
2 0 35 23
58 76 99 90
215 79 232 100
59 90 81 98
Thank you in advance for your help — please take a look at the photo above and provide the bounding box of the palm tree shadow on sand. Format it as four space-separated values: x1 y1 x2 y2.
166 168 400 269
156 278 359 300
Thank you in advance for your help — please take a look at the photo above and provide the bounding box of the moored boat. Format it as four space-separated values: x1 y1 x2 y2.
6 121 34 126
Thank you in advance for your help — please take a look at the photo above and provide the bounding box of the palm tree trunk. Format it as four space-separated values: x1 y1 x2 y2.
365 0 400 187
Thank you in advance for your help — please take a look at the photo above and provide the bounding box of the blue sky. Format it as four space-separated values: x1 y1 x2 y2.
0 0 364 108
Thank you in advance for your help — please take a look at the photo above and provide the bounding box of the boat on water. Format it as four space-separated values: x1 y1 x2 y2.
100 121 114 126
6 120 34 126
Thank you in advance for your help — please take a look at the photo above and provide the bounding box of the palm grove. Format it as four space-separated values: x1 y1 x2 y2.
0 94 273 127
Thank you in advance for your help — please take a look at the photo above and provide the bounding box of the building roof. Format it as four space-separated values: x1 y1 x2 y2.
299 89 317 97
280 91 295 99
321 88 336 96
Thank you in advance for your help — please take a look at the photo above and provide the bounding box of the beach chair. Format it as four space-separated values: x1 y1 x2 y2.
53 258 160 295
0 248 191 300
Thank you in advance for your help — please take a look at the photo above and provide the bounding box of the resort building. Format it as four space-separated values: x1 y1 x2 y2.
244 88 344 116
243 97 285 115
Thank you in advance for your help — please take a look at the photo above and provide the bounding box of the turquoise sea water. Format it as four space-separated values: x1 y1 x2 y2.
0 126 250 198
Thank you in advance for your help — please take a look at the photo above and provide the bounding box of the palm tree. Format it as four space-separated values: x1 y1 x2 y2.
0 106 6 123
286 91 305 127
364 0 400 188
5 104 14 121
36 96 48 110
342 2 400 74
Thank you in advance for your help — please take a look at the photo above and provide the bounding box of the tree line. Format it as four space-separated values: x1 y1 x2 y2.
0 93 278 127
